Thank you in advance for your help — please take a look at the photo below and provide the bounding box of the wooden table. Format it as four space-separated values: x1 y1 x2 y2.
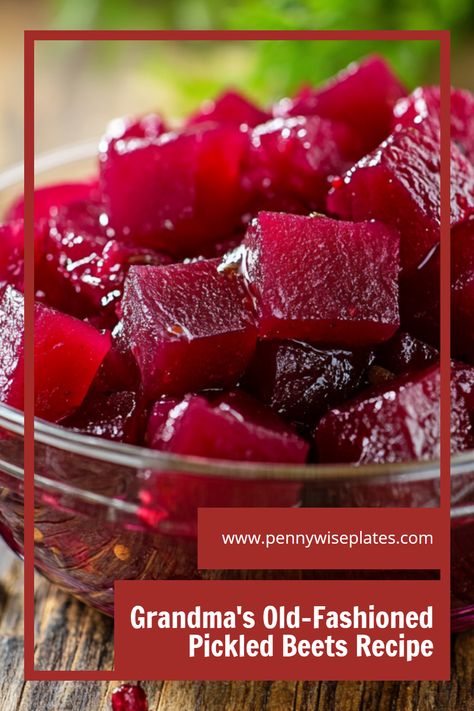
1 543 473 710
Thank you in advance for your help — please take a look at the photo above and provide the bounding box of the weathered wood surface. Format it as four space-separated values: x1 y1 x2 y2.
1 543 474 710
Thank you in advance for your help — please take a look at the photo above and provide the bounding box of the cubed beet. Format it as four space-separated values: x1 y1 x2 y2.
392 86 474 164
315 365 473 464
452 214 474 363
327 125 474 273
187 90 270 128
122 260 257 398
241 115 360 214
103 113 167 147
99 123 248 257
376 331 439 374
62 390 142 443
0 285 111 421
242 212 399 346
6 179 100 223
274 55 406 155
243 339 373 430
148 391 308 463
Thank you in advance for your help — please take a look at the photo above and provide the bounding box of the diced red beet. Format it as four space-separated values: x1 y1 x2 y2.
111 684 148 711
187 90 271 128
91 321 140 393
399 244 440 347
327 125 474 273
0 285 111 421
6 179 100 223
243 339 373 430
62 390 142 443
146 397 180 445
0 220 28 290
122 260 257 398
103 113 167 146
99 123 248 257
273 55 406 155
242 212 399 346
148 391 308 463
315 365 473 464
376 331 439 374
392 86 474 164
241 115 360 214
452 214 474 363
41 201 170 324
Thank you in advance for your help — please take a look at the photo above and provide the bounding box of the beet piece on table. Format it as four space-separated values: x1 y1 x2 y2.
62 390 142 443
315 365 473 465
392 86 474 165
273 55 406 155
243 339 373 430
0 285 111 422
99 123 248 257
148 391 309 463
241 115 360 214
6 179 100 223
122 260 257 398
375 331 439 375
187 90 271 128
452 214 474 364
242 211 399 347
327 124 474 273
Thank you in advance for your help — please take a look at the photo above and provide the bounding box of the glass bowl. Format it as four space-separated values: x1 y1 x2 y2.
0 144 473 631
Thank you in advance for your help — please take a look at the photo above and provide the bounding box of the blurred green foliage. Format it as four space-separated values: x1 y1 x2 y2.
51 0 474 104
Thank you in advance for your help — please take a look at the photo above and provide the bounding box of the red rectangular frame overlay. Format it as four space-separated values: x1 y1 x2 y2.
23 29 451 680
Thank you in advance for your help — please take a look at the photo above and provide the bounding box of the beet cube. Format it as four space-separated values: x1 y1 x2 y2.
274 55 406 155
122 260 257 398
62 390 141 443
393 86 474 164
452 214 474 363
0 285 111 421
6 179 100 223
0 220 28 291
376 331 438 375
148 391 308 463
187 90 270 128
103 113 167 146
242 212 399 346
241 115 359 214
99 124 247 257
327 125 474 272
315 365 473 464
243 339 373 430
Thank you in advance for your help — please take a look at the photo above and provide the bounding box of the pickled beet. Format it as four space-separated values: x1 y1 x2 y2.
315 365 473 464
148 391 309 463
243 339 373 430
0 285 110 421
62 390 141 442
111 684 148 711
327 125 474 272
0 220 29 291
376 331 438 374
452 214 474 363
103 113 167 146
187 89 270 128
91 321 140 393
241 115 360 214
100 123 247 257
122 260 257 398
392 86 474 164
6 179 100 222
242 212 399 346
274 55 406 155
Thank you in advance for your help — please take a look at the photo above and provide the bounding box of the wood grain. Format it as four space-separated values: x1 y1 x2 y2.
1 544 474 710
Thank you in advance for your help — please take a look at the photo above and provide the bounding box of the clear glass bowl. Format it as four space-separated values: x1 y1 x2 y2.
0 144 473 630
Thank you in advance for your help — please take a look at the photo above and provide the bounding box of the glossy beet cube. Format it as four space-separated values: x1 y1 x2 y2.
91 320 140 393
187 89 270 128
0 220 28 291
243 339 373 430
274 55 406 155
242 212 399 346
392 86 474 164
241 115 359 214
0 285 111 421
111 684 148 711
6 179 100 223
122 260 257 398
376 331 438 374
103 113 167 146
100 123 248 257
62 390 141 443
327 125 474 272
452 214 474 363
148 391 309 463
315 365 473 464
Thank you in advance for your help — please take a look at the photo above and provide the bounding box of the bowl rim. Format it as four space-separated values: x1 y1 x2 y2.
0 141 470 488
